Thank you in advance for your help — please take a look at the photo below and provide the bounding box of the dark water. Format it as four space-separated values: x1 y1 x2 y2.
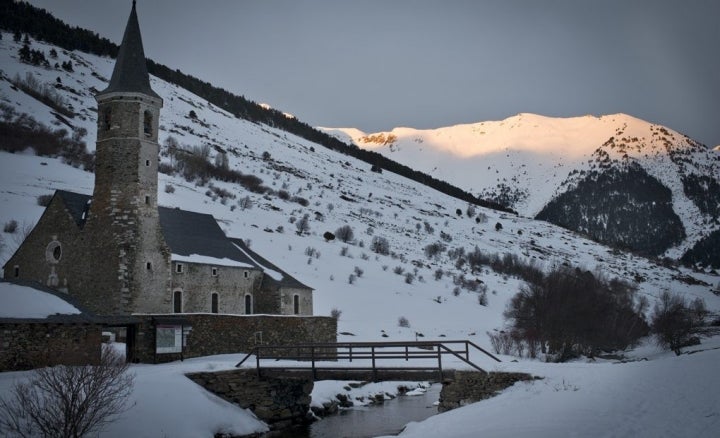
268 384 440 438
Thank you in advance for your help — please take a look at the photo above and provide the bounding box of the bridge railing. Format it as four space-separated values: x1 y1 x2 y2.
235 340 501 381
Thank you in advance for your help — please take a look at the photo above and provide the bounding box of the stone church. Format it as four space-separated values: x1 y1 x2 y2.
3 2 313 318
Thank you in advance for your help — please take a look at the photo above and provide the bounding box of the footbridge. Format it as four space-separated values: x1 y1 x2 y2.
235 340 501 382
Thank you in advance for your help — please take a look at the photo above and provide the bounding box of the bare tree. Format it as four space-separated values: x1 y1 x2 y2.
295 214 310 235
0 347 134 438
335 225 354 243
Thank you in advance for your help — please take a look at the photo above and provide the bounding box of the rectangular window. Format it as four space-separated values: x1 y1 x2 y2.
211 293 218 314
176 263 183 274
13 265 19 277
211 267 218 277
146 261 152 270
145 195 150 205
145 159 151 167
243 271 249 279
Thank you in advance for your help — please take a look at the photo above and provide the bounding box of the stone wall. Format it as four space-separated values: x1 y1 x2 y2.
170 262 264 314
132 313 337 363
186 369 313 429
0 322 101 371
438 370 536 413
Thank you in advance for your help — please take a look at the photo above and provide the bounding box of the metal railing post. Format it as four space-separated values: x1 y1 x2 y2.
311 345 316 380
437 344 443 381
256 347 261 379
371 346 377 381
349 345 353 362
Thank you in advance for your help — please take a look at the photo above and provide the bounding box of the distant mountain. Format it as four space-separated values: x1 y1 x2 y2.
324 114 720 263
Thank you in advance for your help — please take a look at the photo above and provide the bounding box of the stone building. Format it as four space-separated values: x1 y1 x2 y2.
2 2 313 319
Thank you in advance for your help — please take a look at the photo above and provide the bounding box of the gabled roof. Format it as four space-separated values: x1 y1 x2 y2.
97 1 160 99
55 190 92 228
0 279 137 325
158 207 258 267
230 238 312 290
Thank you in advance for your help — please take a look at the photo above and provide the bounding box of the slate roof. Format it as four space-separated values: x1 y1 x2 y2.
158 207 257 266
56 190 91 228
97 1 160 99
230 238 312 290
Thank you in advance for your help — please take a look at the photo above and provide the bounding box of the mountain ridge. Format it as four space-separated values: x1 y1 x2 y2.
324 113 720 262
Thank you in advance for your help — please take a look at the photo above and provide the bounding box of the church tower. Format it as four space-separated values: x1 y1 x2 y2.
81 1 170 314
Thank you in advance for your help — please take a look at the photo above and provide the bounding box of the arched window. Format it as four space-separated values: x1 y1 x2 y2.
211 293 219 314
143 110 152 136
103 108 111 131
173 290 182 313
244 294 252 315
293 294 300 315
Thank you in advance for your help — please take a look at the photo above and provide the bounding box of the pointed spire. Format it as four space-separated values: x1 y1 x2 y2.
98 1 159 99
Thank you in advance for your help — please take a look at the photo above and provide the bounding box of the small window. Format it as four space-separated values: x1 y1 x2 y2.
176 263 184 273
173 290 182 313
244 294 252 315
45 241 62 263
293 294 300 315
211 267 218 277
145 159 150 167
146 261 152 270
143 110 152 136
145 195 150 205
211 293 219 314
13 265 20 278
243 271 249 279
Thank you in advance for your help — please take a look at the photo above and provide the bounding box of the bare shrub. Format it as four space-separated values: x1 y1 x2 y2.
237 196 252 210
505 266 649 361
330 308 342 320
487 331 514 355
370 236 390 255
398 316 410 328
295 214 310 235
348 273 356 284
651 291 707 354
0 348 134 438
404 273 415 284
36 194 53 207
3 220 18 234
335 225 354 243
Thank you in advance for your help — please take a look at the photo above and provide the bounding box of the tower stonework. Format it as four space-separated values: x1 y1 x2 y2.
77 1 170 314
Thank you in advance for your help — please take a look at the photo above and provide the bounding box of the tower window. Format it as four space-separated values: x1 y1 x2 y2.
146 261 152 270
145 159 150 167
243 271 249 279
173 290 182 313
211 293 219 314
145 195 150 205
176 263 184 273
143 110 152 136
103 109 111 131
211 267 218 277
293 294 300 315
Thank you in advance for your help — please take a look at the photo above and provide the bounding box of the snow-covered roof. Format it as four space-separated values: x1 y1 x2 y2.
0 280 80 319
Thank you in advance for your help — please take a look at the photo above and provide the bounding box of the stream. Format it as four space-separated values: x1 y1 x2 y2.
268 383 440 438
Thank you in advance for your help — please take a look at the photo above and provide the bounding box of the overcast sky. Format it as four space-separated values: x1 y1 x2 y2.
27 0 720 147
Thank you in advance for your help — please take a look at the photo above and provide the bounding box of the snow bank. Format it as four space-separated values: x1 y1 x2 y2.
0 282 80 318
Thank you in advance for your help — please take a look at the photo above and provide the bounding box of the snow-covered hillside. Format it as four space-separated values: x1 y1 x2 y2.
324 113 720 259
1 31 719 343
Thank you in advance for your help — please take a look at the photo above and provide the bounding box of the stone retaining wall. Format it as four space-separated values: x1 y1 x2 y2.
0 322 101 371
186 368 313 430
132 313 337 363
439 370 536 412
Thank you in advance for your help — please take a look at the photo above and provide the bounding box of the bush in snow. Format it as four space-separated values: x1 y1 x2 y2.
164 184 175 194
398 316 410 328
295 214 310 235
370 236 390 255
348 274 356 284
3 220 18 234
651 291 707 354
36 194 53 207
330 308 342 320
335 225 354 243
0 348 133 437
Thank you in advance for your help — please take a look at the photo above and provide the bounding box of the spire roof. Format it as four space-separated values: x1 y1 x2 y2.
98 1 159 99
